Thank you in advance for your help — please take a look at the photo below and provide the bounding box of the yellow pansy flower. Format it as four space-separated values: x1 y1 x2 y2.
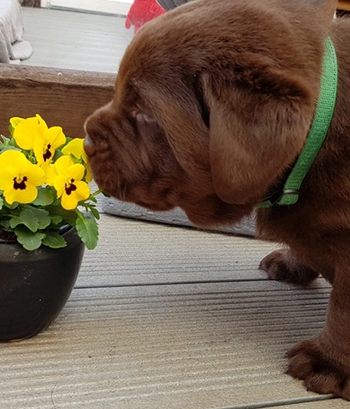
0 150 45 205
34 127 66 169
12 114 47 150
9 117 24 130
47 156 90 210
62 138 92 182
12 114 66 169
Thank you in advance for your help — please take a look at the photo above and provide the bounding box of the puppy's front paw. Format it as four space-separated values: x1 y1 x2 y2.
287 339 350 399
259 249 319 286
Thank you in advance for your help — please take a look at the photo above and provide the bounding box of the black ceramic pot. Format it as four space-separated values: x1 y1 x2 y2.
0 227 85 342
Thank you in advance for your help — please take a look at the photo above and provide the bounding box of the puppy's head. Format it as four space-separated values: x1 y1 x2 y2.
85 0 332 227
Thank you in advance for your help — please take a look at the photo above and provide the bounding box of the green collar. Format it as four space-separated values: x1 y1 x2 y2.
259 37 338 208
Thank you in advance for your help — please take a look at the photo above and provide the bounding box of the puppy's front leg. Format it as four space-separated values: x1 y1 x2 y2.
259 249 319 286
287 261 350 399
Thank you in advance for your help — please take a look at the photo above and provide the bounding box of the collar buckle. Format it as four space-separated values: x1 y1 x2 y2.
258 189 299 208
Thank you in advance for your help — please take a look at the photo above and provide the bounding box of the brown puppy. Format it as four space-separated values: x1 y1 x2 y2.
85 0 350 398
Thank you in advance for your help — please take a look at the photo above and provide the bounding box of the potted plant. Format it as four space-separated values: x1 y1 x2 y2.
0 115 101 342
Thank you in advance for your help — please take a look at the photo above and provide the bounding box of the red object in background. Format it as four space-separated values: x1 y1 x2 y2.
125 0 167 34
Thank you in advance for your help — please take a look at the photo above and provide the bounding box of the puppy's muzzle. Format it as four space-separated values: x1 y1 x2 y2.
84 135 95 158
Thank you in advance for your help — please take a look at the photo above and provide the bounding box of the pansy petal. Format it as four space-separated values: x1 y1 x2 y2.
74 181 91 201
9 117 24 129
67 164 85 182
55 156 75 176
61 192 78 210
47 126 66 150
3 186 16 204
26 164 46 187
33 136 46 167
0 167 18 190
33 136 55 168
0 150 30 173
53 175 67 198
46 164 58 186
13 117 45 150
35 114 49 132
85 164 92 183
62 138 84 159
82 150 89 164
10 184 38 204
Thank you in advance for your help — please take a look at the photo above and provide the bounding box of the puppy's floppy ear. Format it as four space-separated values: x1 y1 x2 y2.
203 57 316 205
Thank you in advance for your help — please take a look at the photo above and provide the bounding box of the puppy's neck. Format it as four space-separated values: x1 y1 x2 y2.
259 37 338 209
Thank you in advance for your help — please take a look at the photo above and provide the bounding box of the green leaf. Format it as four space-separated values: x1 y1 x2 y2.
10 213 38 232
76 215 98 250
10 207 51 232
42 231 67 248
90 206 100 220
32 188 55 206
52 149 63 162
3 201 19 209
0 146 21 155
0 134 18 149
50 215 63 225
88 195 97 204
81 201 101 220
0 220 11 229
51 198 62 206
0 196 3 211
8 124 14 137
15 226 45 251
8 138 18 148
0 134 10 147
47 206 77 226
26 207 51 229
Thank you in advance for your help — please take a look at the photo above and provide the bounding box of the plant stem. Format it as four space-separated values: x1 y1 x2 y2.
90 189 103 198
74 209 85 221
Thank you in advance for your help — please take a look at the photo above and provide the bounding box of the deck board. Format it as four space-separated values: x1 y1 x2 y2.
0 216 336 409
78 215 281 287
1 279 333 409
273 402 350 409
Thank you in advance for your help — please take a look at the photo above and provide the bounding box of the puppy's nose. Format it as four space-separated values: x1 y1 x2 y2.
84 135 95 157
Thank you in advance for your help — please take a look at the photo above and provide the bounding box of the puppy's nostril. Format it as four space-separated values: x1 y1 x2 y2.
84 135 95 157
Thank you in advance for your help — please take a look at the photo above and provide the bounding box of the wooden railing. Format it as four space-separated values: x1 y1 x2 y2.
338 0 350 11
0 65 115 138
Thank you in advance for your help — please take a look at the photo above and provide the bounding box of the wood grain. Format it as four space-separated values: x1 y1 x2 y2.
78 215 279 287
338 0 350 11
0 278 331 409
0 65 115 138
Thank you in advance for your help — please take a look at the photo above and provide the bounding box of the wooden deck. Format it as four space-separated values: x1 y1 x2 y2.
0 209 348 409
1 209 347 409
1 6 348 409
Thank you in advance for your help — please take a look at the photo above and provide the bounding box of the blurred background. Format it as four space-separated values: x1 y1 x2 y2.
2 0 349 73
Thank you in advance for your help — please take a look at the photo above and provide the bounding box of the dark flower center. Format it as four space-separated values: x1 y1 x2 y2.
43 144 52 161
65 179 77 195
13 176 27 190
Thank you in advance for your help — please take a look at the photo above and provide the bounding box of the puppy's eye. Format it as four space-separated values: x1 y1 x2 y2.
131 110 154 125
135 112 153 124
